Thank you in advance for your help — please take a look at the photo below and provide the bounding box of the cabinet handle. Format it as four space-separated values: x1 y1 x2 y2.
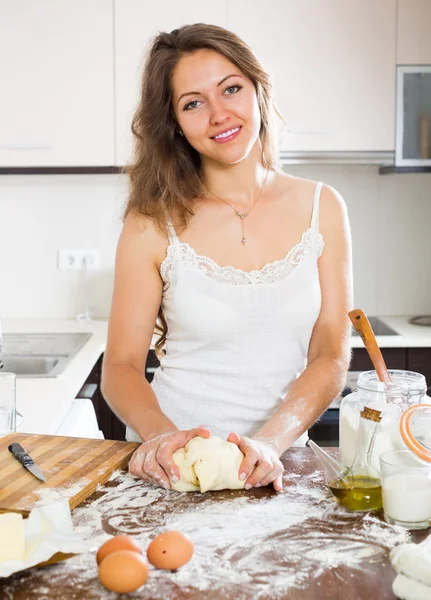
285 128 332 136
0 144 51 150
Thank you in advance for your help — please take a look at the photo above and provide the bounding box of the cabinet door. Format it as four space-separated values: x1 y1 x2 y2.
114 1 228 166
397 0 431 65
77 354 127 441
0 0 114 167
228 0 396 152
350 348 407 372
407 348 431 396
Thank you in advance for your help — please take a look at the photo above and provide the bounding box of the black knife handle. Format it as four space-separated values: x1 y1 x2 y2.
8 443 35 467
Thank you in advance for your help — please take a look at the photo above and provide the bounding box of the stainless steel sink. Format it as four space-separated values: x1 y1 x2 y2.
0 333 92 378
0 355 63 376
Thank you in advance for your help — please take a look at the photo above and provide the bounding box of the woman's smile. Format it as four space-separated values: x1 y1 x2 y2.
211 126 242 143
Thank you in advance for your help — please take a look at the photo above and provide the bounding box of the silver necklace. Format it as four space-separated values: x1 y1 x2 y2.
205 169 269 245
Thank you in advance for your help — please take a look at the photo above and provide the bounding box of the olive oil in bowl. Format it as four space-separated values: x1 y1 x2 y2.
329 476 382 511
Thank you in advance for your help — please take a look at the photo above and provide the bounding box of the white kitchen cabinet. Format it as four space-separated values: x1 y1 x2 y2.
227 0 397 152
397 0 431 65
0 1 114 167
114 0 228 166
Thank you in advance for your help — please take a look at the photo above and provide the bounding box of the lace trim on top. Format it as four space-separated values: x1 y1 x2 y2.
160 227 324 286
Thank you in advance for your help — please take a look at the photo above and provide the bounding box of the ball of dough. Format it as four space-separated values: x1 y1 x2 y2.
171 436 245 493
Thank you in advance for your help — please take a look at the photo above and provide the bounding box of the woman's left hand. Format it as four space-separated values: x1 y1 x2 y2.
227 432 284 492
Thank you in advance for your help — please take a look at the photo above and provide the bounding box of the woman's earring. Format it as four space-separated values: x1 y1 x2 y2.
177 127 184 137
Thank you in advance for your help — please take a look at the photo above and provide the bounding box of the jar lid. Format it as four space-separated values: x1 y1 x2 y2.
357 370 427 397
400 404 431 464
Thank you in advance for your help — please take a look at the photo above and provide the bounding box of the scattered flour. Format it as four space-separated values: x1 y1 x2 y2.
32 482 90 507
1 466 410 600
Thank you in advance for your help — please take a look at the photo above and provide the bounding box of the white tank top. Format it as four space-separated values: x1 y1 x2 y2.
126 182 325 446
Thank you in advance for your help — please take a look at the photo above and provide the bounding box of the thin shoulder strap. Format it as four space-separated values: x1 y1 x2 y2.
166 219 180 245
310 182 323 232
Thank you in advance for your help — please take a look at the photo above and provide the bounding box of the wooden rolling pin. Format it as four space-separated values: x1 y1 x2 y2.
348 309 392 383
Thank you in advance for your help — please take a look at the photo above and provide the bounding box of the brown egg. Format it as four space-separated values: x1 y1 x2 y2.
98 549 149 593
96 535 142 565
147 530 194 570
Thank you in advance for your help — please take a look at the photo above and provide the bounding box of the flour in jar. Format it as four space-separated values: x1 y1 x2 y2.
339 370 430 473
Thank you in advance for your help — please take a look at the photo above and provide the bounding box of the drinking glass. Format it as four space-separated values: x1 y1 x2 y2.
380 450 431 530
0 372 16 436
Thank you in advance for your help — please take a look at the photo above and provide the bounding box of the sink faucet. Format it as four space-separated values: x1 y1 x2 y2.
0 315 2 353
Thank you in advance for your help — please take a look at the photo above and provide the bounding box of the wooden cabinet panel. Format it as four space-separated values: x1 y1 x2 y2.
0 0 115 167
228 0 396 152
397 0 431 65
350 347 431 391
407 348 431 394
114 0 228 166
77 352 160 441
349 347 408 372
77 355 123 441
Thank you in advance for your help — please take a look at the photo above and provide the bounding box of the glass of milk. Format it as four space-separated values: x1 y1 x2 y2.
380 450 431 529
0 372 16 436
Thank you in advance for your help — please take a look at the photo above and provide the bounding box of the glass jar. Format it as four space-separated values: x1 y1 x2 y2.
339 370 428 474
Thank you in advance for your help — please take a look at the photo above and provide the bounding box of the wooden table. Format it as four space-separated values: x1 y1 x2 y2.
1 448 428 599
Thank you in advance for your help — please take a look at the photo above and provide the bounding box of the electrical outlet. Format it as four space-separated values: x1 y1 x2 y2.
58 249 101 271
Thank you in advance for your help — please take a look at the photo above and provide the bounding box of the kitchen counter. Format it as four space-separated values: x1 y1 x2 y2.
4 316 431 436
2 319 108 435
351 316 431 348
1 448 427 599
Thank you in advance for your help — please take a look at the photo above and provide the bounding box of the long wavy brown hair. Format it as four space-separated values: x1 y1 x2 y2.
123 23 282 358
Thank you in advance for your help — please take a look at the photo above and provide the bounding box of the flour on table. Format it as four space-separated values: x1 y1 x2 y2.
0 467 410 600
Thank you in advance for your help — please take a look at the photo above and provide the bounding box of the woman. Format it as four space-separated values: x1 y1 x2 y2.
101 23 353 493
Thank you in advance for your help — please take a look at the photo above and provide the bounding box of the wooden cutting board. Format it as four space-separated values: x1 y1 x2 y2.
0 433 140 515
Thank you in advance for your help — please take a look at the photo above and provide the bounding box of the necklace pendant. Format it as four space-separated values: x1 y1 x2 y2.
241 237 246 245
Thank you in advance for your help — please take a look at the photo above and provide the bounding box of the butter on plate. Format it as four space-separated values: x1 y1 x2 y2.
0 513 25 561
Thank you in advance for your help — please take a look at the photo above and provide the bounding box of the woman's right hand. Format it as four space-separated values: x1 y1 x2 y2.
128 426 211 489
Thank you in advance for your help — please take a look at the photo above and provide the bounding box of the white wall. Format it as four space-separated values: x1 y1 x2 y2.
0 174 127 319
0 166 430 319
289 165 431 316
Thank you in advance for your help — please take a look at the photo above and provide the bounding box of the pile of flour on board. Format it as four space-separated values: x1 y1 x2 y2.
32 481 91 507
1 462 410 600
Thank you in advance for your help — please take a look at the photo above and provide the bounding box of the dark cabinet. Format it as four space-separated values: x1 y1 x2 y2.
349 347 408 371
76 351 160 441
407 348 431 394
76 354 122 440
349 347 431 392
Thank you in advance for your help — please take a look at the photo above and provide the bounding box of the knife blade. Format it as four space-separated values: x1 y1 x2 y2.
8 443 47 482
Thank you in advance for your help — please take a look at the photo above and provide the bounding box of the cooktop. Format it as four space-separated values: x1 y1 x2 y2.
351 316 399 336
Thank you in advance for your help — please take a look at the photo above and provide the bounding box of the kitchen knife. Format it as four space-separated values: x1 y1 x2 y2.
8 443 47 482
